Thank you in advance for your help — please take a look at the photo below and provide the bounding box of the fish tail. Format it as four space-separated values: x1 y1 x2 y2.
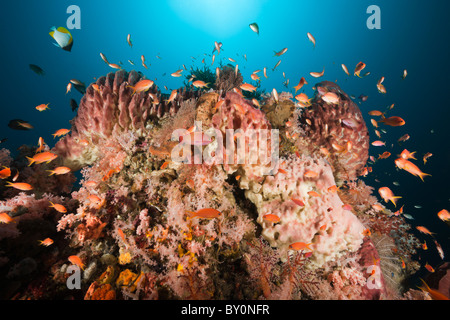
391 196 402 207
419 278 431 292
26 156 35 166
47 170 55 176
186 211 196 220
126 85 136 96
418 172 431 182
5 181 13 188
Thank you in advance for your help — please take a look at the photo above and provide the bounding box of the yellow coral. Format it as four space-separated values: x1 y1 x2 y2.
118 248 132 265
98 265 118 284
116 269 142 292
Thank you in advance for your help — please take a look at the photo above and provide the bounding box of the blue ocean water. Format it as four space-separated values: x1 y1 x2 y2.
0 0 449 287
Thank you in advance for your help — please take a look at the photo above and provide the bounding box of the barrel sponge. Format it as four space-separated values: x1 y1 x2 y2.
245 155 366 268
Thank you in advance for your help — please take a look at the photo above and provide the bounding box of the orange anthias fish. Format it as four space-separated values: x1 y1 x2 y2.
160 161 170 170
193 80 209 88
263 214 281 223
0 167 11 179
108 63 121 69
400 258 406 269
304 170 319 178
171 70 183 77
274 47 288 56
437 209 450 221
291 198 305 207
127 79 154 95
49 201 67 213
240 83 257 92
118 228 126 242
341 64 350 76
368 110 384 116
47 166 71 176
423 152 433 164
378 151 391 160
166 89 177 103
68 255 85 270
395 158 431 182
416 226 435 236
307 32 316 48
342 204 353 211
400 149 417 160
186 208 222 219
327 185 339 193
434 240 445 260
354 62 366 77
379 116 405 127
372 203 384 212
419 279 449 300
39 238 54 246
250 73 260 81
289 242 313 251
27 151 58 165
293 77 307 93
36 103 50 111
52 128 70 138
378 187 401 207
398 134 410 143
36 137 45 153
310 69 324 78
88 195 105 209
321 92 339 105
0 212 14 224
371 140 385 147
307 191 321 197
6 182 33 191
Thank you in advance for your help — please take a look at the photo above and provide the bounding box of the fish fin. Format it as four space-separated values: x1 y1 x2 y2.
26 156 35 166
418 172 431 182
47 170 55 176
185 210 196 220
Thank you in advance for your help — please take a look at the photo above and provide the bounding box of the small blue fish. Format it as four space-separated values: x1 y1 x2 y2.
49 26 73 52
403 214 414 220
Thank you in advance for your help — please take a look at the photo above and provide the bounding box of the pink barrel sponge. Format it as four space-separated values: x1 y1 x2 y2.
53 70 178 170
294 81 370 182
210 92 278 180
245 155 366 268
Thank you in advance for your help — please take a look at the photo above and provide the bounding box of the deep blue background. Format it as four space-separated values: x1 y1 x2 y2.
0 0 449 284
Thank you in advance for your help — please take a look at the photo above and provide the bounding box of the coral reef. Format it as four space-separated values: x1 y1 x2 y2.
0 69 424 300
